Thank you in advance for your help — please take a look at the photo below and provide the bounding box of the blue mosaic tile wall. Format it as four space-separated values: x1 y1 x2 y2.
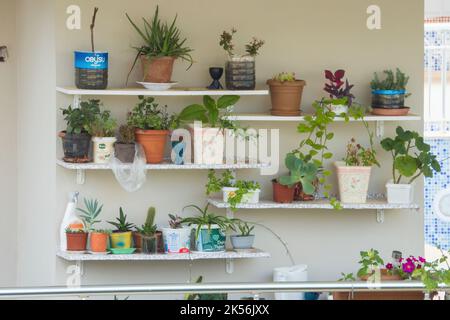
425 29 450 71
425 138 450 250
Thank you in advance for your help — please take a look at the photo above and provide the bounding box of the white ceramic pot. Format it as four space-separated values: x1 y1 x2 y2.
386 180 414 204
328 104 348 114
189 124 224 165
92 137 117 164
222 188 261 204
335 161 372 203
162 227 191 254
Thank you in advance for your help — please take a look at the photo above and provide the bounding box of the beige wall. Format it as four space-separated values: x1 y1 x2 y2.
0 0 17 287
12 0 424 292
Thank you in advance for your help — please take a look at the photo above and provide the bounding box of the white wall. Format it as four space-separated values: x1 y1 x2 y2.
11 0 425 294
425 0 450 17
0 0 17 287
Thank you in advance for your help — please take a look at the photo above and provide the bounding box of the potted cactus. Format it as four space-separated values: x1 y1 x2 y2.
370 68 410 116
230 221 255 250
162 214 191 254
108 208 135 252
324 69 355 115
381 127 441 204
135 207 161 254
267 72 307 116
115 125 136 163
85 109 117 164
219 28 264 90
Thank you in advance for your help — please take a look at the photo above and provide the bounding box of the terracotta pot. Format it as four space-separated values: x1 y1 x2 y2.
334 270 424 300
66 232 88 251
115 143 136 163
135 129 169 164
133 232 143 252
141 56 176 83
267 79 306 116
273 180 296 203
90 232 108 253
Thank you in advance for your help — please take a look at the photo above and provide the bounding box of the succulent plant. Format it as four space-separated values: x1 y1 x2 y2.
136 207 158 236
77 198 103 231
168 214 183 229
108 208 135 232
371 68 410 91
273 72 296 82
279 153 318 195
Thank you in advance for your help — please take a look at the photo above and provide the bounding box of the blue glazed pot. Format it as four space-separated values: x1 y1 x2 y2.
74 51 108 89
372 89 406 109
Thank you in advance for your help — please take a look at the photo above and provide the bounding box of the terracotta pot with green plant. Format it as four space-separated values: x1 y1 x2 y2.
182 204 233 253
126 6 193 84
77 198 110 254
267 72 306 116
60 99 102 163
108 208 135 250
128 96 177 164
85 109 117 164
66 229 88 252
381 127 441 204
135 207 162 254
115 125 136 163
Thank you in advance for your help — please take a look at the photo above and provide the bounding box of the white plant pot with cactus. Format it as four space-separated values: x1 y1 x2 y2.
386 180 415 204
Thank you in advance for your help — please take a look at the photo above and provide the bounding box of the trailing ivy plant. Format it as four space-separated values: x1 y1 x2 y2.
380 127 441 184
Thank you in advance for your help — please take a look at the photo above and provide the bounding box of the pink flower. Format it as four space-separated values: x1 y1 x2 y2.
419 256 426 263
402 262 416 274
386 263 394 270
399 258 404 263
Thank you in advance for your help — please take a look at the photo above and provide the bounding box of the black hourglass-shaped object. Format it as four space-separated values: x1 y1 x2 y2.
207 67 224 90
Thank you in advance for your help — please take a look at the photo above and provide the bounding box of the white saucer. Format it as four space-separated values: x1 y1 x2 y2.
88 251 110 255
137 81 178 91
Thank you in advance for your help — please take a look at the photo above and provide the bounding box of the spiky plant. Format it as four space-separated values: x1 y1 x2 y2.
77 198 103 231
108 208 135 232
136 207 158 236
182 204 234 239
168 214 183 229
370 68 410 91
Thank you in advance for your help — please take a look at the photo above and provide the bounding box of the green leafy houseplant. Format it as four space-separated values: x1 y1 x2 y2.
371 68 410 91
136 207 158 236
279 153 318 196
234 221 255 237
76 198 103 231
381 127 441 184
219 28 264 57
118 125 136 144
61 99 101 135
128 96 176 131
108 208 135 233
85 110 117 137
182 204 233 239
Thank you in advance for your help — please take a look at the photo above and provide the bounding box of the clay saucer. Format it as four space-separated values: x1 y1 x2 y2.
371 107 410 116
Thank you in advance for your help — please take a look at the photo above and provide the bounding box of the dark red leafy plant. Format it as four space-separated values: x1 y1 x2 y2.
324 69 355 106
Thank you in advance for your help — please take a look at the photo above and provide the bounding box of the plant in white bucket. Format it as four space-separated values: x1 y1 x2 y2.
206 169 261 211
177 95 243 165
162 214 191 254
230 220 255 250
323 69 355 115
182 204 233 253
85 107 117 164
381 127 441 204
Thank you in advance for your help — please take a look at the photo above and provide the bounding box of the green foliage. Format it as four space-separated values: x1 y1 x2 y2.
219 28 264 57
126 6 193 65
85 110 117 137
279 153 318 195
234 220 255 237
370 68 410 91
128 96 177 130
381 126 441 184
108 208 135 232
136 207 158 236
77 198 103 231
245 37 265 57
178 95 240 130
185 276 228 300
272 72 296 82
91 229 111 234
338 273 356 282
118 125 136 144
168 214 183 229
357 249 385 278
182 204 234 239
412 249 450 291
61 99 101 134
65 228 86 234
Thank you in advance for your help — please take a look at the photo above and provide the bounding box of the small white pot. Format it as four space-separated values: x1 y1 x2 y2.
162 227 192 254
92 137 117 164
335 161 372 204
386 180 414 204
222 188 261 204
328 104 348 114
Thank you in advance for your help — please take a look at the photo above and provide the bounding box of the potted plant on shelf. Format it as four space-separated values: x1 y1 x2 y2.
206 170 261 211
162 214 191 254
182 204 233 253
128 96 177 164
267 72 306 116
65 228 89 252
177 95 241 164
381 127 441 204
219 28 265 90
126 6 193 85
75 7 108 90
323 69 355 115
59 99 101 163
114 125 136 163
108 207 135 253
370 68 410 116
135 207 160 254
85 109 118 164
230 220 255 250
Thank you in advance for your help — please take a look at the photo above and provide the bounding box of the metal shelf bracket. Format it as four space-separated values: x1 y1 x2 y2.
226 259 234 274
376 121 385 138
376 209 385 223
76 169 86 185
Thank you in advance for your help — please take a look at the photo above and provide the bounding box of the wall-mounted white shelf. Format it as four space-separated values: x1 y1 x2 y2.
57 249 270 275
208 198 420 224
56 86 269 97
225 113 421 122
56 159 269 185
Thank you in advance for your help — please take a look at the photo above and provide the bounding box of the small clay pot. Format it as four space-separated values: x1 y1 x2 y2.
115 143 136 163
141 56 176 83
133 232 143 252
267 79 306 116
66 232 88 251
135 129 169 164
90 232 109 253
272 180 296 203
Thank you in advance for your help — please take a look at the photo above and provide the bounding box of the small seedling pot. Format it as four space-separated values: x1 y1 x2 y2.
162 227 192 254
92 137 117 164
386 180 414 204
194 225 226 253
267 79 306 116
90 232 109 253
66 232 88 251
115 143 136 163
110 231 132 249
272 180 296 203
133 232 143 252
222 187 261 204
231 235 255 250
225 55 256 90
335 162 372 204
141 234 159 254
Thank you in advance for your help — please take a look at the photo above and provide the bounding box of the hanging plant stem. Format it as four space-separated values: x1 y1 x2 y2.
90 7 99 52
